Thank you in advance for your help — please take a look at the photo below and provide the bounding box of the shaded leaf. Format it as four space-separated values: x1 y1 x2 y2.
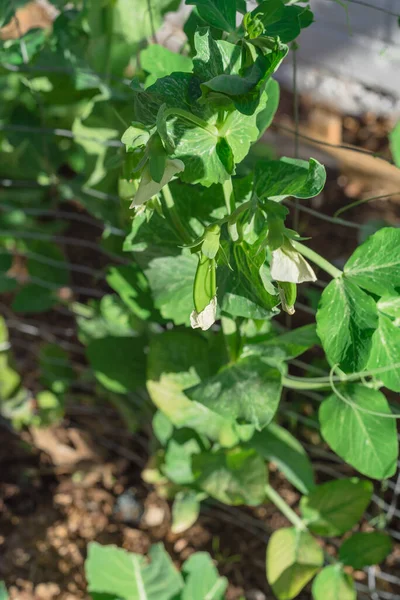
86 336 146 394
39 344 73 395
249 423 314 494
171 490 201 534
255 157 326 202
185 0 237 31
193 447 267 505
187 354 283 430
300 478 373 536
339 532 392 569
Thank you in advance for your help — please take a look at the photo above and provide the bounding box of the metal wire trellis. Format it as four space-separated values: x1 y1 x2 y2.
1 2 400 599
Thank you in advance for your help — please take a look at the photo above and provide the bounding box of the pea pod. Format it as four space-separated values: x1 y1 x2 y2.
278 281 297 315
202 225 221 260
193 254 216 314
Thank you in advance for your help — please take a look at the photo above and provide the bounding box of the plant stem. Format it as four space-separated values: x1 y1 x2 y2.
162 108 219 137
162 184 192 245
282 375 332 391
222 178 238 241
292 240 342 279
265 485 307 531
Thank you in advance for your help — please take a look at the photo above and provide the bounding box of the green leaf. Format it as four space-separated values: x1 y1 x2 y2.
256 78 280 138
255 157 326 202
152 410 174 446
171 490 201 534
344 228 400 296
319 385 398 479
39 344 73 395
219 242 279 320
249 0 285 27
249 423 314 494
389 120 400 168
199 39 288 115
182 552 228 600
187 354 283 430
147 331 240 446
86 336 146 394
12 284 57 314
300 478 373 536
246 324 319 363
377 295 400 324
121 124 150 150
86 542 183 600
312 565 356 600
145 253 197 326
192 447 267 505
367 313 400 391
163 432 203 484
141 44 193 87
0 581 8 600
266 528 324 600
265 4 313 43
339 532 392 569
316 277 378 373
35 390 64 427
107 264 155 321
114 0 181 46
193 28 241 82
76 296 139 344
185 0 237 31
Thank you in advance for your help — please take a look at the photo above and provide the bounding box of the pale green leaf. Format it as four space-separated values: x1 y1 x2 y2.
367 313 400 391
193 28 241 81
255 157 326 202
145 253 197 326
187 355 283 430
0 582 8 600
86 542 183 600
319 385 398 479
114 0 181 45
344 228 400 296
339 532 392 569
141 44 193 87
312 565 356 600
171 491 201 534
192 447 267 505
182 552 228 600
256 78 280 138
163 433 202 485
389 120 400 168
266 528 324 600
316 276 378 373
245 324 319 363
107 264 155 321
147 331 242 446
377 295 400 324
300 478 373 536
249 422 314 494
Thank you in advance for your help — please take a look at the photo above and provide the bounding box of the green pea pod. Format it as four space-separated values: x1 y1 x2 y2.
193 254 216 314
202 225 221 259
278 281 297 315
267 217 285 251
148 134 167 183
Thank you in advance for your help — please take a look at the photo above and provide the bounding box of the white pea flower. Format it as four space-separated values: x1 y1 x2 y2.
130 158 185 208
271 240 317 284
190 296 217 331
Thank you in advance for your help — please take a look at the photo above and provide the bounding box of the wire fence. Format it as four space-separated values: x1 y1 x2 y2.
1 1 400 599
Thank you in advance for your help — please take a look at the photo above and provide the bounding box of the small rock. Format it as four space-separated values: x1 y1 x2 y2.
246 590 267 600
142 504 165 528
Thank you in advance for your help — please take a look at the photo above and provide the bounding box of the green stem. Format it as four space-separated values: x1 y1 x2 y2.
292 240 342 279
162 108 219 137
265 485 307 531
162 184 192 245
282 375 332 391
222 178 235 215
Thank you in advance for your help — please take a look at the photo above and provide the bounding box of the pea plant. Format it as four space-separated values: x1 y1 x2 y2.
1 0 400 598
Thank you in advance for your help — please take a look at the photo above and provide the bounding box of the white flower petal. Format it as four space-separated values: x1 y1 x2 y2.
271 242 317 284
130 158 185 208
190 297 217 331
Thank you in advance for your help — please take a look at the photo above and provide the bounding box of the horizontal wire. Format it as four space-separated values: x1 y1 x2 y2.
0 248 105 279
286 200 362 229
0 229 129 264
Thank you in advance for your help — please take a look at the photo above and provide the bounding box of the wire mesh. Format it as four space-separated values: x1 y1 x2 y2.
1 1 400 599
